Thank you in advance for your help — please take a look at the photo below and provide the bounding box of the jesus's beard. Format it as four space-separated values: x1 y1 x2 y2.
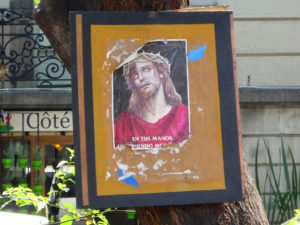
138 84 160 98
138 83 160 99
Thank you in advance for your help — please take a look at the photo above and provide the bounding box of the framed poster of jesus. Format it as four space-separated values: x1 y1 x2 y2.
70 11 244 208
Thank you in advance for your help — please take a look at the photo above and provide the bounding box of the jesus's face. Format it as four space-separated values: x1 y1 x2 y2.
130 60 162 98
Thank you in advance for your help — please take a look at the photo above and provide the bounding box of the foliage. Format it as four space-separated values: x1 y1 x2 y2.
255 138 300 224
15 142 29 159
0 148 111 225
3 171 15 184
17 176 27 184
287 209 300 225
35 173 45 185
3 142 15 158
33 145 43 160
53 147 75 197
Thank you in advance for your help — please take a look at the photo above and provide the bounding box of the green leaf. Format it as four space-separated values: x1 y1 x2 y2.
55 172 65 178
70 166 75 175
281 138 291 191
37 202 46 211
287 220 296 225
57 183 67 190
67 178 75 184
66 147 74 155
255 139 261 193
47 190 59 195
63 202 76 212
60 215 73 225
18 199 32 207
62 187 70 192
97 214 109 225
287 145 298 209
57 160 68 168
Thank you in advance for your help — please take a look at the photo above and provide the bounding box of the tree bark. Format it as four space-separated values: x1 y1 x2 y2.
34 0 189 70
34 1 269 224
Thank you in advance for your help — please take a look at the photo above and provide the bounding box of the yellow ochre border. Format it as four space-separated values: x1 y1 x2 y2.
76 14 89 206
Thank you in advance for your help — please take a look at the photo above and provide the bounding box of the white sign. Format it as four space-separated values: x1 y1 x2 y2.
1 111 73 132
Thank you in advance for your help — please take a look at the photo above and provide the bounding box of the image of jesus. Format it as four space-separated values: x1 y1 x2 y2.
114 40 189 149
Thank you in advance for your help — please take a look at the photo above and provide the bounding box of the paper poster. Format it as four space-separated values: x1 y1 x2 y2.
71 11 243 208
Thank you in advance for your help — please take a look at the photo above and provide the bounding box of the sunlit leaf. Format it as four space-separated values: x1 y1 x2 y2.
67 178 75 184
287 220 296 225
37 202 46 211
63 202 76 212
57 183 67 189
57 160 68 168
70 166 75 175
60 215 73 225
55 171 65 178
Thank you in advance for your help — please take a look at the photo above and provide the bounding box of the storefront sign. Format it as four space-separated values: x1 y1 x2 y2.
0 111 73 132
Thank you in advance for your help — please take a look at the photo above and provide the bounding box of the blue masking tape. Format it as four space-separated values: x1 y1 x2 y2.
188 45 206 61
117 169 139 187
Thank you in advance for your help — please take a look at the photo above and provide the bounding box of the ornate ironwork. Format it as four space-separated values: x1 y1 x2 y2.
0 8 71 88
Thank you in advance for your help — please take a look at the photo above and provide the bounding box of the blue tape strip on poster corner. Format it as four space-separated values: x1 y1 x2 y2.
188 45 206 61
118 169 139 187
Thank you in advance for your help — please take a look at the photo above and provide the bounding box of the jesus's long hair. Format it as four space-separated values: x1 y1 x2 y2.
123 53 182 116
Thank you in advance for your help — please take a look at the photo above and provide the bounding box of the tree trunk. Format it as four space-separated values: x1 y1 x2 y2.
34 1 269 224
34 0 189 70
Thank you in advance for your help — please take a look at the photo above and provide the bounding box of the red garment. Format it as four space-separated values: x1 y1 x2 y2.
114 104 189 148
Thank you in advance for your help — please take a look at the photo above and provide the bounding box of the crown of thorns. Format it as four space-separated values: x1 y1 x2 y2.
122 51 171 77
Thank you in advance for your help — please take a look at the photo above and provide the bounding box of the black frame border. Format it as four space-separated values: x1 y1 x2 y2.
70 11 243 209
